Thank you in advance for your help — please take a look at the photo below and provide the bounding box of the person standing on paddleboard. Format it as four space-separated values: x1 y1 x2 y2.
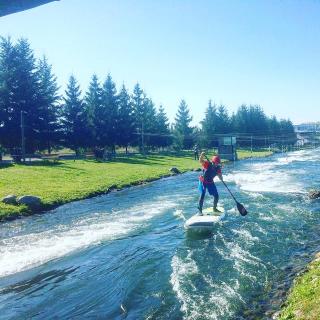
198 152 223 215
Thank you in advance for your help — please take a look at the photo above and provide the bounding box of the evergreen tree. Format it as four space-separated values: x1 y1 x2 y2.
173 99 193 149
37 56 60 153
0 38 40 153
215 105 230 133
60 75 86 153
201 100 217 147
84 74 103 148
0 37 16 149
132 83 147 152
143 97 158 148
154 104 171 148
101 74 118 150
117 84 135 152
268 115 281 136
233 104 249 134
279 119 296 145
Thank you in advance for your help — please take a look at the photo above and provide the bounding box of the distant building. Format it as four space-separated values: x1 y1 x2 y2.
294 122 320 133
218 136 237 161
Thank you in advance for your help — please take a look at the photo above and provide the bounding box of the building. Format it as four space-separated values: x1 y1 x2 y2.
218 136 237 161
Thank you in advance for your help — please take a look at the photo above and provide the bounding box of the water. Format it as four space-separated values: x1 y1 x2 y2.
1 149 320 319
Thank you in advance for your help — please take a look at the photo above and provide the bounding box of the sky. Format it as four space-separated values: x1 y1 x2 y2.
0 0 320 125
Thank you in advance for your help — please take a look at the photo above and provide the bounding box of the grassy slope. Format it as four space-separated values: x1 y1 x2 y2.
279 257 320 320
0 149 273 220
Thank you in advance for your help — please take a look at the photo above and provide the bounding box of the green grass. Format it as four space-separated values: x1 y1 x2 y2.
279 258 320 320
0 149 272 220
237 149 273 159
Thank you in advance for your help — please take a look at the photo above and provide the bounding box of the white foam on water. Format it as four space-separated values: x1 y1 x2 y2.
0 199 176 278
173 209 186 221
225 166 304 194
277 149 320 164
223 149 319 194
170 252 244 320
170 252 202 319
230 228 260 243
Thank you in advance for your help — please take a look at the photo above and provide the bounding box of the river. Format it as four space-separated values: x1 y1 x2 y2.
1 149 320 319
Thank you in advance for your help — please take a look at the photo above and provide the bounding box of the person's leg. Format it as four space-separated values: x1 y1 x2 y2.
208 183 220 212
213 194 219 211
198 181 206 214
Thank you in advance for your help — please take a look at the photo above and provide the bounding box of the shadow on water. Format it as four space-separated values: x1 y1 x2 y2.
185 229 213 241
0 266 79 296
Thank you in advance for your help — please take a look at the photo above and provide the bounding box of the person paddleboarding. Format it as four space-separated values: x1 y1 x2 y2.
198 152 223 215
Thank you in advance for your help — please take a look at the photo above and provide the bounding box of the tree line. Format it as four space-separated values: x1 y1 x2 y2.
0 37 296 157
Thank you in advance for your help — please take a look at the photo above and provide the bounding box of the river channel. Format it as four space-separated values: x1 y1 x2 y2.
1 149 320 319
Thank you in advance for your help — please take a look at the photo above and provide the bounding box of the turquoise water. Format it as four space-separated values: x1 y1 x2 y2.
1 149 320 319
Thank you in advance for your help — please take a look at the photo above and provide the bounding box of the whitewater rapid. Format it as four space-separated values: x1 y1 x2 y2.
1 148 320 319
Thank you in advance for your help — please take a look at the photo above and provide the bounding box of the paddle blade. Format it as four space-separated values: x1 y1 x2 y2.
236 201 248 216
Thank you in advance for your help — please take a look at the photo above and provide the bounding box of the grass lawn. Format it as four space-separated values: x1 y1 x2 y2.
0 149 273 220
279 257 320 320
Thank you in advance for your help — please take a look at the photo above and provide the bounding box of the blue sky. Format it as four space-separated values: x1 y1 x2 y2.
1 0 320 125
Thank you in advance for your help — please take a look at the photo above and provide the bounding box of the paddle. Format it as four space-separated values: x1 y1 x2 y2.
221 180 248 216
204 154 248 216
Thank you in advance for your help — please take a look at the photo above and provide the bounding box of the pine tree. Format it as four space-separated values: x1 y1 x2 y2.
201 100 217 147
143 97 158 148
0 37 16 149
101 74 118 151
117 84 134 152
0 38 40 153
37 56 60 153
132 83 147 152
154 105 171 148
84 74 103 148
173 99 193 149
215 105 230 133
60 75 86 153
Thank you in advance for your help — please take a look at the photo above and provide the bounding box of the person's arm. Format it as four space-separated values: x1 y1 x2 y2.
199 152 206 165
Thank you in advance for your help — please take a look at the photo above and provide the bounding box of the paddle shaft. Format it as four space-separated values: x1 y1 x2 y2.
204 155 240 204
221 180 238 203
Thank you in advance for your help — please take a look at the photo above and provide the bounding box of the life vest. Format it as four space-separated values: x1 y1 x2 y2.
200 161 219 184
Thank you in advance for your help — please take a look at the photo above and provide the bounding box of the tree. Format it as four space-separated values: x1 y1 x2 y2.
101 74 118 151
201 100 218 147
117 84 135 152
37 56 60 153
0 37 16 149
84 74 103 148
0 37 40 153
154 105 171 148
132 83 147 152
60 75 87 153
143 97 158 148
173 99 193 149
215 105 230 133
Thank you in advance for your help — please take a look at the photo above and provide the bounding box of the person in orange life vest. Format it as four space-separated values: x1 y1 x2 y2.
198 152 223 215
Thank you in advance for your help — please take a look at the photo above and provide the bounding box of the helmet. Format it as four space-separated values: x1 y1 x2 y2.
211 155 221 164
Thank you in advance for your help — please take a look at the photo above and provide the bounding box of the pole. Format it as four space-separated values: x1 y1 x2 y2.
21 110 26 162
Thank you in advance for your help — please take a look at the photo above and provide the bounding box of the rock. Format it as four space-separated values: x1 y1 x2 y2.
17 195 42 209
309 190 320 199
2 194 17 205
314 252 320 261
169 167 181 174
272 311 281 319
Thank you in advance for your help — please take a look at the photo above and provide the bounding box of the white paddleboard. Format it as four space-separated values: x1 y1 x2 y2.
184 207 225 231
